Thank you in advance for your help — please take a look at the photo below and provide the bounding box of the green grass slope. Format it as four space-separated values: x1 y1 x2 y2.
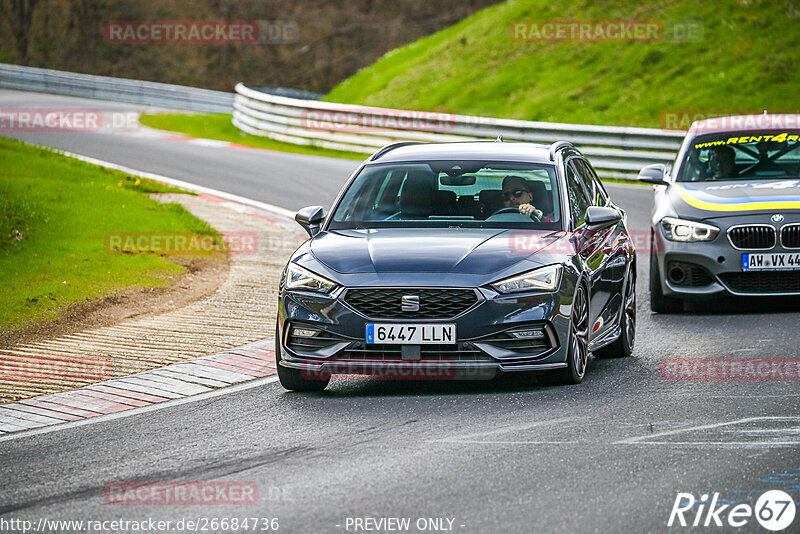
0 138 220 334
325 0 799 128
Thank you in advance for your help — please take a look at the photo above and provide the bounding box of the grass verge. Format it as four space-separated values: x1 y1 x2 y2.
0 137 222 335
139 113 369 160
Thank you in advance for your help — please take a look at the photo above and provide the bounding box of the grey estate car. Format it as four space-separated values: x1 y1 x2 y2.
276 141 637 391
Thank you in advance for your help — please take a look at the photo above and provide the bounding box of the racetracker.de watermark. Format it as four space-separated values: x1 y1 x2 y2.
300 108 456 133
507 229 654 256
300 362 497 381
660 358 800 381
660 111 800 132
104 232 258 256
0 354 112 382
104 482 258 506
103 20 298 45
509 19 703 43
0 109 139 132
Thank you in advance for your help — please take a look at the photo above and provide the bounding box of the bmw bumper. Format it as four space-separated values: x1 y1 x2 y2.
653 213 800 299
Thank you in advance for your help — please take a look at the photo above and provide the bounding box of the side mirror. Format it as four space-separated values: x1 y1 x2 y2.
638 164 669 186
585 206 622 230
296 206 325 237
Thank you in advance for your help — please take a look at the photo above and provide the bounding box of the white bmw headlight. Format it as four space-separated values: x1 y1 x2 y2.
285 263 337 293
660 217 719 242
491 265 562 294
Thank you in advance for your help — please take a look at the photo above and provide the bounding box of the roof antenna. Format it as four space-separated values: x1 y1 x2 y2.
495 134 503 142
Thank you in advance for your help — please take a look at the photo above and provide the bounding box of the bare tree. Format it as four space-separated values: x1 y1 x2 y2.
1 0 41 61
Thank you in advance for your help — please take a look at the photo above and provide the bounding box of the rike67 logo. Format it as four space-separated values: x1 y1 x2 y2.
668 490 796 531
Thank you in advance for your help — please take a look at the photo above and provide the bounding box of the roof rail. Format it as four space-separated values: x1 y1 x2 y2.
370 141 423 161
549 141 574 161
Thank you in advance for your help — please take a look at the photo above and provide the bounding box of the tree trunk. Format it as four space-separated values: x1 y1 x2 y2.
7 0 40 62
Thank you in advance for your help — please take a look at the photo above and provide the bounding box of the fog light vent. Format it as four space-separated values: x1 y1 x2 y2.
509 329 546 340
292 327 318 338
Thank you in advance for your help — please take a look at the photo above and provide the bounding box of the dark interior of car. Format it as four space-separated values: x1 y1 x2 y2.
385 171 556 220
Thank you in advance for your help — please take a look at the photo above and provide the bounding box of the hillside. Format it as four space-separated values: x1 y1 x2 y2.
324 0 800 128
0 0 496 92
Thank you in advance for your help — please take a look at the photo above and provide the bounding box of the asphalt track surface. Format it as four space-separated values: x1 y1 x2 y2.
1 91 798 534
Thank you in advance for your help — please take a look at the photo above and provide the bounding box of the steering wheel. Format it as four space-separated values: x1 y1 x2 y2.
491 206 542 222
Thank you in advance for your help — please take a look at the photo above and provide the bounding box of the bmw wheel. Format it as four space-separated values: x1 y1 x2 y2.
649 252 683 314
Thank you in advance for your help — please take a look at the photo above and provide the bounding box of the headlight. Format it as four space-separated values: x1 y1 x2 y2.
285 263 337 293
660 217 719 242
491 265 562 294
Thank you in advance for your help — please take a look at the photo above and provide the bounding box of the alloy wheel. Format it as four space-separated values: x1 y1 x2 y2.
624 275 636 351
571 285 589 378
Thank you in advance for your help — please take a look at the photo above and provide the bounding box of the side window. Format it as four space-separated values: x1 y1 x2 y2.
373 171 405 217
373 172 393 209
566 162 591 227
592 178 608 207
574 159 608 207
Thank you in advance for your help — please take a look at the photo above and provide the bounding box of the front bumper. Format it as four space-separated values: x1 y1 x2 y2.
653 216 800 299
277 283 573 377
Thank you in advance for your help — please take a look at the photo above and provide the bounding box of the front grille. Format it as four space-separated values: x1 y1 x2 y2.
728 225 775 250
719 272 800 293
336 344 492 362
344 288 478 319
781 224 800 248
667 261 715 287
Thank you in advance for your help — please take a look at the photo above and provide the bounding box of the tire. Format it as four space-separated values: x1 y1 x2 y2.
275 324 330 392
555 283 589 385
594 269 635 358
649 253 683 313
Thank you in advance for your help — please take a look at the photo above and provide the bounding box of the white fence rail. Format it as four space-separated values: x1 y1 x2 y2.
0 63 233 113
0 64 685 178
234 82 685 179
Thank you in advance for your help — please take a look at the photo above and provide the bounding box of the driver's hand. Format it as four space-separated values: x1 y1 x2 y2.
518 203 542 219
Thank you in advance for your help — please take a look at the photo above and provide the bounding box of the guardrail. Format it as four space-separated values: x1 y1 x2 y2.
0 63 685 178
234 83 685 179
0 63 233 113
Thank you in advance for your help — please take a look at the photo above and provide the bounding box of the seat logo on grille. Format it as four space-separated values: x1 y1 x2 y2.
772 214 785 223
401 295 420 312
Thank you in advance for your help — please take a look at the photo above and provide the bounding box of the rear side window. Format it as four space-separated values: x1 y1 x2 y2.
566 162 591 227
573 159 608 207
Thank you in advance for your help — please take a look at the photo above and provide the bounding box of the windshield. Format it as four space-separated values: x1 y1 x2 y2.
328 161 561 230
677 131 800 182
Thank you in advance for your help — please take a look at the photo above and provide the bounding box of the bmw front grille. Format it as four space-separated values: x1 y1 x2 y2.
727 225 776 250
780 224 800 249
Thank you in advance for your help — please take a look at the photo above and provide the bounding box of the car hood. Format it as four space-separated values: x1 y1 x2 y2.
309 228 566 274
669 179 800 220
